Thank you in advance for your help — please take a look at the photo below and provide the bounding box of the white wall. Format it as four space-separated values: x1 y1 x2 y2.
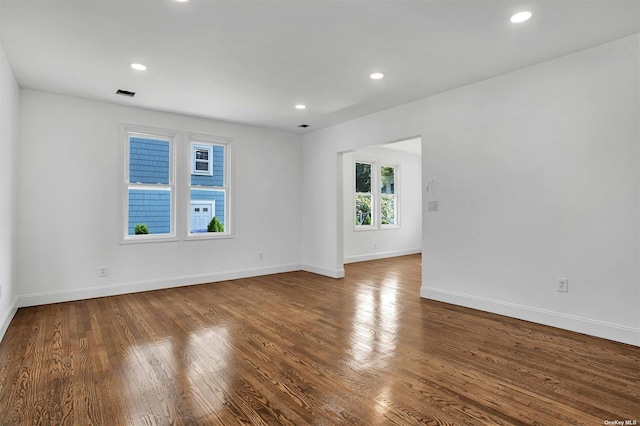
342 145 421 263
302 35 639 345
0 41 20 340
17 90 303 306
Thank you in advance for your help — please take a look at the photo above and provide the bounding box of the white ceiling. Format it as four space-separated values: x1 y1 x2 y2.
1 0 638 133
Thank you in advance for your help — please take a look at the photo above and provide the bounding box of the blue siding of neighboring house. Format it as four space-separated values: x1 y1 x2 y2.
128 189 171 235
129 137 170 184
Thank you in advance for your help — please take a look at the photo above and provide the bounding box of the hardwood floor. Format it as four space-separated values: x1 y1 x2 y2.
0 254 638 425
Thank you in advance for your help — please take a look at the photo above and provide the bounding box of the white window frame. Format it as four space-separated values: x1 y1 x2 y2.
191 143 213 176
185 133 233 240
354 157 400 231
121 125 178 244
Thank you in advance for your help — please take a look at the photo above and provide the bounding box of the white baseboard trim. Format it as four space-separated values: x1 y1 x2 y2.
0 298 18 343
17 263 303 308
421 287 639 347
302 264 345 279
344 248 422 264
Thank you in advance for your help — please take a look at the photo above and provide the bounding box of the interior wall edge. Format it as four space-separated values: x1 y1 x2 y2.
301 264 345 279
0 298 18 344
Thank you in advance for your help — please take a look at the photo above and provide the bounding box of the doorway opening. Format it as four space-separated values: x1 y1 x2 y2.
339 137 422 269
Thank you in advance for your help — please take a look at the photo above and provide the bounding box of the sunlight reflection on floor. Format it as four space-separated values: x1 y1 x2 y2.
348 280 399 371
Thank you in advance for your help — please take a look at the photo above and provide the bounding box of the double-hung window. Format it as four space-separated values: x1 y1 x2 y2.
122 127 232 242
124 127 176 241
187 135 231 238
355 159 400 230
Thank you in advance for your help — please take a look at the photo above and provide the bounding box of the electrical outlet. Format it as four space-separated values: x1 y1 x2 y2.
557 277 568 293
428 200 438 211
258 251 264 260
99 266 108 277
373 243 378 249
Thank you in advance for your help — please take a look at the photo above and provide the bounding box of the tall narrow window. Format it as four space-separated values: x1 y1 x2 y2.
381 165 397 226
124 128 175 241
355 161 374 227
188 135 231 238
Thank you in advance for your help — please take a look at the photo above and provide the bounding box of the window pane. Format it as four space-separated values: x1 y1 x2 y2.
195 149 209 160
381 166 395 194
129 137 170 184
191 144 225 186
355 162 371 193
128 189 171 235
190 189 225 233
355 194 372 226
381 194 396 225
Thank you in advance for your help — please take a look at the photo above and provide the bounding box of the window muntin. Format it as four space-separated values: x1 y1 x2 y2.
124 130 176 241
187 138 231 238
355 161 374 227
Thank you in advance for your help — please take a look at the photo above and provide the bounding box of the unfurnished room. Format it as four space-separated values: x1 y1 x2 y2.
0 0 638 424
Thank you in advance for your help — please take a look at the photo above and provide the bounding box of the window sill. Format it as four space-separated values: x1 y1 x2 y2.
354 225 377 232
185 232 234 241
120 235 180 245
353 225 401 231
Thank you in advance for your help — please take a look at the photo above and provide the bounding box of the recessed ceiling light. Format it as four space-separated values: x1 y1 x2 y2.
370 72 384 80
510 11 532 23
295 104 306 110
175 0 189 2
130 63 147 71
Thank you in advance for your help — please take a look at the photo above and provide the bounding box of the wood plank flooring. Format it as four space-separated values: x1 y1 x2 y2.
0 254 638 425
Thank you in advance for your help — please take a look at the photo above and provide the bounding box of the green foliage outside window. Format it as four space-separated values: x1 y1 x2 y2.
356 194 372 225
134 224 150 235
207 216 224 232
355 162 371 193
381 196 395 225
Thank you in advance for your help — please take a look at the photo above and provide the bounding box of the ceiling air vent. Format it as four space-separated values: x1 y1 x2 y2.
298 124 309 128
116 89 135 97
